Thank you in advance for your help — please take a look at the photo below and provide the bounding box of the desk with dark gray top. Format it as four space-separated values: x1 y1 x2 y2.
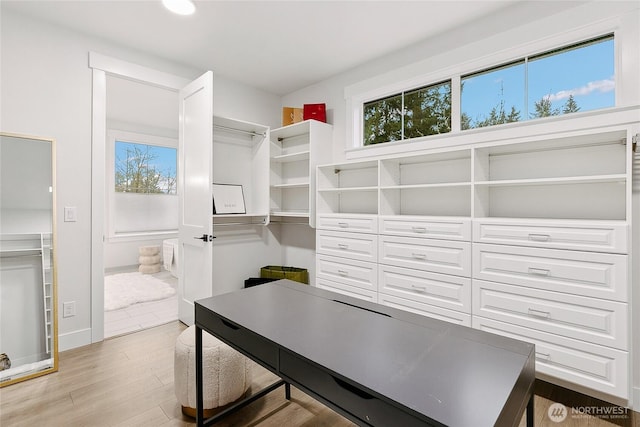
195 279 535 427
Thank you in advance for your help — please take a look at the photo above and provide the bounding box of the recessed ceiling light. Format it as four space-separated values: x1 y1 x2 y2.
162 0 196 16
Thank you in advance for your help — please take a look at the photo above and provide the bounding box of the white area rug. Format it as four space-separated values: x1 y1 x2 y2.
104 272 176 311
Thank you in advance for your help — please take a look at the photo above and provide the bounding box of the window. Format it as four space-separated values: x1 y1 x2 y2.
462 35 614 129
108 130 179 237
461 61 525 129
363 81 451 145
115 141 177 194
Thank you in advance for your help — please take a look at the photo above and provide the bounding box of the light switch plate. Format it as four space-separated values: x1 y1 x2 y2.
63 301 76 318
64 206 77 222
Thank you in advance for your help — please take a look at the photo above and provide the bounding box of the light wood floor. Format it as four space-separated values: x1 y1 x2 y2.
1 321 638 426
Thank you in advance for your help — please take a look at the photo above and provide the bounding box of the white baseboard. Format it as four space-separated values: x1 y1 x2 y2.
58 328 92 352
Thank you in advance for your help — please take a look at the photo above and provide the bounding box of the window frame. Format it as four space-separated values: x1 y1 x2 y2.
106 129 179 241
345 17 623 159
114 139 178 195
460 34 614 130
363 80 453 146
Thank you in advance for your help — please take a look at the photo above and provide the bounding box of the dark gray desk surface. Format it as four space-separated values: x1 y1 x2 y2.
195 280 535 426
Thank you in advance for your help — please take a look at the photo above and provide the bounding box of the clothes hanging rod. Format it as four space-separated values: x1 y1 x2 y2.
213 124 266 138
277 133 306 142
0 252 42 259
213 222 266 227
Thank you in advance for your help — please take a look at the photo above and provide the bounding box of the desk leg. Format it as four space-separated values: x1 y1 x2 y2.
196 326 204 427
285 382 291 400
203 379 287 425
527 394 534 427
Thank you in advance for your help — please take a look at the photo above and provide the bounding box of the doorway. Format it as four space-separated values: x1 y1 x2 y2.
90 53 190 342
103 76 180 337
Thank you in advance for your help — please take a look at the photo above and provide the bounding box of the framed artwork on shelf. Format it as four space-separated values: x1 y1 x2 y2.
212 183 246 214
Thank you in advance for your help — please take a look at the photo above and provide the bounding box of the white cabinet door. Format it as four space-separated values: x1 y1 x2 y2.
316 254 377 291
178 71 214 325
473 280 628 350
473 243 627 301
473 317 629 399
378 293 471 326
316 230 378 263
379 235 471 277
378 264 471 313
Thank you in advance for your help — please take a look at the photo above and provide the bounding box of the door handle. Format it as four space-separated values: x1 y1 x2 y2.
194 234 215 242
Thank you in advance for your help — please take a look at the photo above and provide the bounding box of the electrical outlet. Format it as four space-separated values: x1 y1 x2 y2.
63 301 76 318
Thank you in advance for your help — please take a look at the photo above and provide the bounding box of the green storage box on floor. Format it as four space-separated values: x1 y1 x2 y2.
260 266 309 284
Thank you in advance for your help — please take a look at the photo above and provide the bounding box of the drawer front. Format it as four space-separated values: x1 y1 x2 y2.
202 313 278 369
280 350 427 427
473 280 628 350
378 264 470 313
316 230 377 263
379 235 471 277
473 317 629 399
473 220 628 253
316 278 378 303
379 293 471 326
473 244 627 302
379 216 471 241
316 254 377 290
316 214 377 234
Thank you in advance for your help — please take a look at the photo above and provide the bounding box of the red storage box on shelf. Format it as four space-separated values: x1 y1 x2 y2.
303 103 326 123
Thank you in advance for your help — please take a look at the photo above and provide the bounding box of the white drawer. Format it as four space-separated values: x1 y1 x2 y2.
316 254 377 291
378 264 470 314
473 219 628 253
315 278 378 303
473 243 627 302
379 293 471 326
316 230 377 263
379 235 471 277
316 214 377 234
473 317 629 399
473 280 628 350
379 216 471 241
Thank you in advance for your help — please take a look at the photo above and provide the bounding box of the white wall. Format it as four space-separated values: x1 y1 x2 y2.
1 8 281 350
281 0 640 408
283 1 640 160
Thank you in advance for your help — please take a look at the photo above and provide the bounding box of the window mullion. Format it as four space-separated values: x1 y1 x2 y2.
451 75 461 133
401 91 405 141
524 56 529 120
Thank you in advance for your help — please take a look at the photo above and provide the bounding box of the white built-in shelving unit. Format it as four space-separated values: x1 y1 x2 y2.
0 233 54 369
315 115 638 404
270 120 333 227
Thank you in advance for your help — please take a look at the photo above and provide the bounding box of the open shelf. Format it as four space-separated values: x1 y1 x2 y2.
270 120 333 227
271 151 310 163
272 182 310 189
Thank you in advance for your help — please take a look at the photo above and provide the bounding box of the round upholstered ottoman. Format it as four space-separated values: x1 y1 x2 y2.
174 325 251 418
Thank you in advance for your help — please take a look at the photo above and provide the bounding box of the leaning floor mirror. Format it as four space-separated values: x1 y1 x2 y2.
0 132 58 386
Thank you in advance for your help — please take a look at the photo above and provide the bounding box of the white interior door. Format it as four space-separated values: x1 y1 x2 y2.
178 71 213 325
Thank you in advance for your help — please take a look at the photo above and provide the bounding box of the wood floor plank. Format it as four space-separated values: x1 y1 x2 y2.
2 321 638 426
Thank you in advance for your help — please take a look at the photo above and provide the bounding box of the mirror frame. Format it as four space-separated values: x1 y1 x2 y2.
0 132 58 387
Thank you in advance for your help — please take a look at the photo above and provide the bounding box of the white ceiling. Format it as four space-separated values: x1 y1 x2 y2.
2 0 523 95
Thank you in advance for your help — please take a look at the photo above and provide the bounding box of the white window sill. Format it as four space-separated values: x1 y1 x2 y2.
107 230 178 243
